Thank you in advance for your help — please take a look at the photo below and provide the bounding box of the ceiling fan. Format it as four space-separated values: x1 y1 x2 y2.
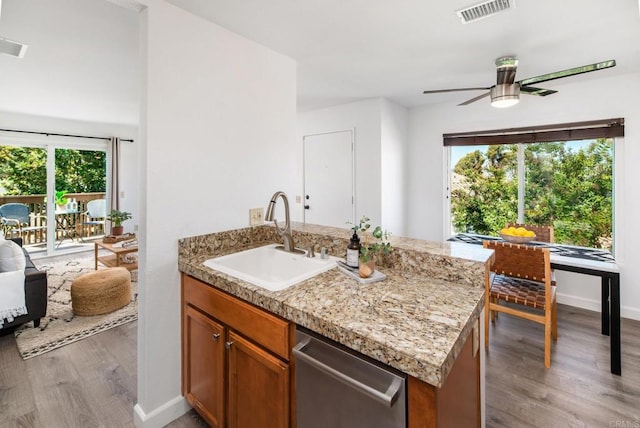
423 57 616 108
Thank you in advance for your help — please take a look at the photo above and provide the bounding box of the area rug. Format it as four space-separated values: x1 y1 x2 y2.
14 257 138 360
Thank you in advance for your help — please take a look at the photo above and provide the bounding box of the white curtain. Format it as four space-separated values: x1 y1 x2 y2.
108 137 121 233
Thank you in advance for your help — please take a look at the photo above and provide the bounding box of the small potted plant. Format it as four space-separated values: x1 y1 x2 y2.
351 216 392 278
55 190 69 211
106 209 132 236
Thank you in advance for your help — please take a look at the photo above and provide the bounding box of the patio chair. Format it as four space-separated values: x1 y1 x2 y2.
0 203 46 241
81 199 106 240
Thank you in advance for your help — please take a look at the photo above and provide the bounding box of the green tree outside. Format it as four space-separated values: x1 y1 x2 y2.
451 144 518 235
54 148 107 194
0 146 106 195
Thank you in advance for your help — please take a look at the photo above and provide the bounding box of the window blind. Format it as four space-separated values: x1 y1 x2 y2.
443 118 624 147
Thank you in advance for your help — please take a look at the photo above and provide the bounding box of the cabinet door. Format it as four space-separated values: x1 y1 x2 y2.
183 306 225 428
227 331 290 428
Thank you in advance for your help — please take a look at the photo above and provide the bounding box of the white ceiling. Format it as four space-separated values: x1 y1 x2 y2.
0 0 139 125
0 0 639 124
166 0 640 112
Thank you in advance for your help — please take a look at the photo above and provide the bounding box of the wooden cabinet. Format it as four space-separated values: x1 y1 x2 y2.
227 331 290 428
183 306 225 427
181 274 293 428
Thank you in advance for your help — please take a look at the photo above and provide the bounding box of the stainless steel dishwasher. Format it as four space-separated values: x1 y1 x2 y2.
293 328 406 428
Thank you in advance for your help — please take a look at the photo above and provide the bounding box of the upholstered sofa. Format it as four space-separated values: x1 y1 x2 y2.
0 238 47 332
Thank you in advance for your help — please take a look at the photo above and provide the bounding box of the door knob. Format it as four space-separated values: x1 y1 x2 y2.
212 333 220 340
225 341 234 349
304 205 310 210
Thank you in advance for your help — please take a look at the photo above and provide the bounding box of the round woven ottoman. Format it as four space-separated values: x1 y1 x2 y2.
71 267 132 316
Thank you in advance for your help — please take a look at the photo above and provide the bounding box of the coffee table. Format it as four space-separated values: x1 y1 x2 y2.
94 239 138 271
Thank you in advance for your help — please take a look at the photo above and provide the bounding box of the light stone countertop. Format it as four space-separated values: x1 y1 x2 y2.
178 223 493 388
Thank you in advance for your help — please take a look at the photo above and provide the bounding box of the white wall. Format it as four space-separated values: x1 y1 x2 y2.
136 1 297 426
380 99 409 236
406 72 640 320
0 110 139 230
297 98 409 233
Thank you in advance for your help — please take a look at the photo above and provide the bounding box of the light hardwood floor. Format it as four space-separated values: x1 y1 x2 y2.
485 305 640 427
1 304 638 427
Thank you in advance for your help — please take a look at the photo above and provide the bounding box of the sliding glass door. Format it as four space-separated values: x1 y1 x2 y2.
0 138 108 256
51 147 107 252
0 145 48 252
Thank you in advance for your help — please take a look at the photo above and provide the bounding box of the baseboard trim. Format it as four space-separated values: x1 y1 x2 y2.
557 292 640 321
134 395 191 428
557 293 600 313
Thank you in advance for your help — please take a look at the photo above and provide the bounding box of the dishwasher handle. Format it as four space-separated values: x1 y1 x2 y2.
293 338 403 407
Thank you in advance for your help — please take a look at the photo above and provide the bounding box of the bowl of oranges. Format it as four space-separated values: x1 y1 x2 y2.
499 226 536 243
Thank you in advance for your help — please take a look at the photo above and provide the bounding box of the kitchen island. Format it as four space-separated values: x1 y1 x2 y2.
178 223 494 427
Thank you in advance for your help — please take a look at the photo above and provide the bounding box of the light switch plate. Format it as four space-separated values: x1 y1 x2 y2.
249 207 264 226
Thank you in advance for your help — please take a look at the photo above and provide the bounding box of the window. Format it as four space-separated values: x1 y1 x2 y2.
445 119 622 250
450 143 517 236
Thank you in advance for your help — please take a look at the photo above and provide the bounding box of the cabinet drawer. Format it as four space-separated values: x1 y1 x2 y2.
183 275 291 360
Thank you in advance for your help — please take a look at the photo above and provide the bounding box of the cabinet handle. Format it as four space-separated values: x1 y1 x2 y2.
212 333 220 340
225 341 234 349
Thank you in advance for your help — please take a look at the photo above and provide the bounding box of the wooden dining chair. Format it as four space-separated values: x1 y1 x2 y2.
506 223 554 243
483 241 558 368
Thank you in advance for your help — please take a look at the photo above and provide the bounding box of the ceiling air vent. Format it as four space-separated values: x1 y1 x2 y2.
0 37 28 58
456 0 514 24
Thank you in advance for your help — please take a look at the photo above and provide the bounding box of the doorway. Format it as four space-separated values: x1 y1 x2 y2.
303 130 354 228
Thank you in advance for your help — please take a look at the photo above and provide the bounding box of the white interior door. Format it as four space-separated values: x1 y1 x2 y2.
303 130 354 228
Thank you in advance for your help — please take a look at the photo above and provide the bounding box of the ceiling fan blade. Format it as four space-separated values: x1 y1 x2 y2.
519 86 557 96
518 60 616 87
423 87 490 94
458 91 490 106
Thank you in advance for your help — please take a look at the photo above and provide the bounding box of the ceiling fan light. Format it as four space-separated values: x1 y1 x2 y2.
491 97 519 108
490 84 520 108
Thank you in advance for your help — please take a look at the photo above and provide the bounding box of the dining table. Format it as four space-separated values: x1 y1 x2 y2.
448 232 622 375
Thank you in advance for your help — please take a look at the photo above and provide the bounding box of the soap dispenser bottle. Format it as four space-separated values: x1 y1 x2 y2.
346 232 361 268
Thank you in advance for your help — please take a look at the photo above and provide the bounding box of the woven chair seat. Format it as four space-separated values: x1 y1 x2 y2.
491 274 556 310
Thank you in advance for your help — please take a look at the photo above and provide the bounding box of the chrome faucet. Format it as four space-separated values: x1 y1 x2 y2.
265 191 297 252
